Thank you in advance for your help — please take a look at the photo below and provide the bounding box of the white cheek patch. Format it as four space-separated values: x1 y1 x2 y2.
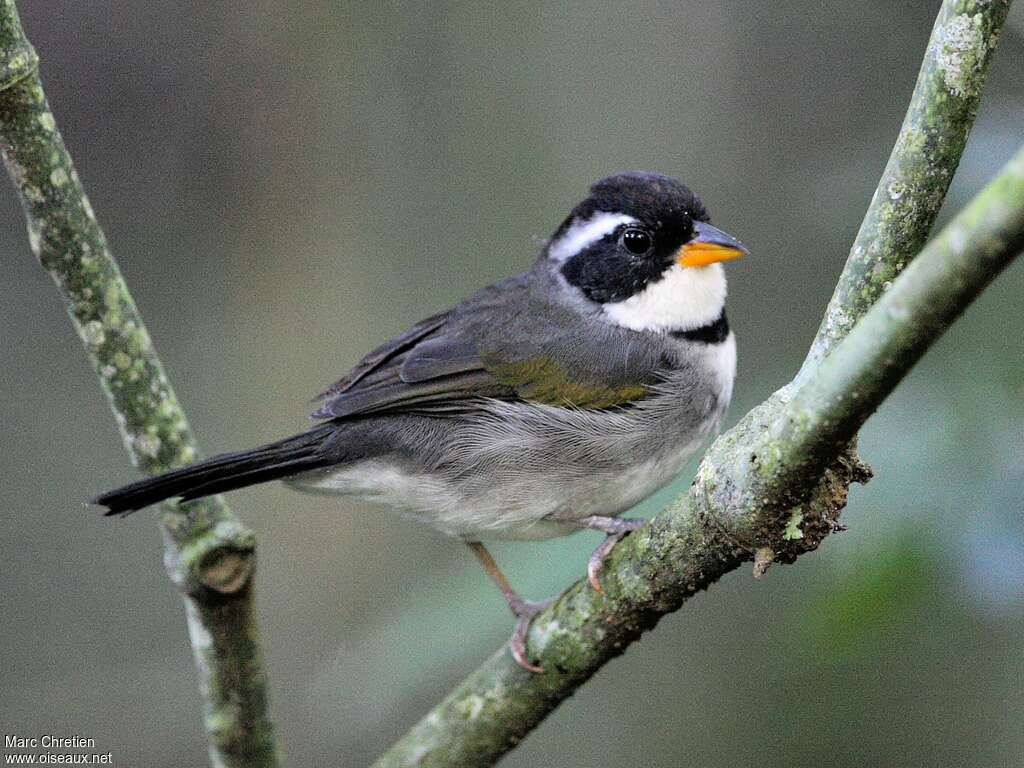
547 212 637 263
603 262 727 333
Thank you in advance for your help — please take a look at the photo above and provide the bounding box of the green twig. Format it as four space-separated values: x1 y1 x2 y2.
372 1 1015 765
372 144 1024 768
0 2 280 766
803 0 1011 368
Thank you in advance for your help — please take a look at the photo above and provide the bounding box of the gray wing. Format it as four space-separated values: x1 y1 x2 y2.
312 314 448 402
311 272 676 420
311 335 515 419
310 279 524 420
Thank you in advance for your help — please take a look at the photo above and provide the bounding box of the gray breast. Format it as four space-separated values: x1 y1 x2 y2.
292 333 736 541
419 332 735 537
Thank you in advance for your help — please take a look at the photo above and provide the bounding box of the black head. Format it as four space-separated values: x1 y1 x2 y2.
545 171 744 306
573 171 709 233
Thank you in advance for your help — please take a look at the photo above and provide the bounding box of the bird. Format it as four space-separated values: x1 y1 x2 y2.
94 171 748 672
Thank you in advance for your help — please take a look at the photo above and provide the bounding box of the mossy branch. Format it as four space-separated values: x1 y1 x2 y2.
2 0 1014 764
373 149 1023 768
0 2 281 766
804 0 1010 366
373 2 1015 766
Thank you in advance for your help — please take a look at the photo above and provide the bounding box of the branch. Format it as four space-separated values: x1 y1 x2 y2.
0 3 281 765
373 147 1024 768
803 0 1010 367
372 2 1016 766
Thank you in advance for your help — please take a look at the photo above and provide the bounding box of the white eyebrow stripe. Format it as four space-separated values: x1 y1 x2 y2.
547 212 637 263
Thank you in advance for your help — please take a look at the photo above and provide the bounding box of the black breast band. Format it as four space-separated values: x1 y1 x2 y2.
670 309 729 344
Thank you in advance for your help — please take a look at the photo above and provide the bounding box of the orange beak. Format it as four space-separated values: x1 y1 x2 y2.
677 221 749 268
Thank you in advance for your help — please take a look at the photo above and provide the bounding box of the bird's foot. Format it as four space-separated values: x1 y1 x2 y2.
466 541 552 673
575 515 647 594
507 596 554 673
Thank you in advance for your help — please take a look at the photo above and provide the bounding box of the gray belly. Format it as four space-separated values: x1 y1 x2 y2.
291 430 708 540
289 337 735 540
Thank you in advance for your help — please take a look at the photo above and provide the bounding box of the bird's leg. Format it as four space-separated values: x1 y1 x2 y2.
572 515 647 594
467 541 550 673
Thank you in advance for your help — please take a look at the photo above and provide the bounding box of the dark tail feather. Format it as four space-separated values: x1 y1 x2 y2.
93 424 336 515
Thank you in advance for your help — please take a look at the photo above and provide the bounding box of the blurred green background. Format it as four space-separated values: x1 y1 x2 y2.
2 2 1022 766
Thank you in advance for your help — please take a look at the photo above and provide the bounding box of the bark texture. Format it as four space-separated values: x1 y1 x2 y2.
372 1 1016 765
804 0 1010 368
372 146 1024 768
0 2 281 766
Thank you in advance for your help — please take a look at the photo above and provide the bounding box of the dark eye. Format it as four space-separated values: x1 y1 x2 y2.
621 228 652 255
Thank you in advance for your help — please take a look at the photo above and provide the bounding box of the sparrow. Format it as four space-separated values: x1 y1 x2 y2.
94 171 748 672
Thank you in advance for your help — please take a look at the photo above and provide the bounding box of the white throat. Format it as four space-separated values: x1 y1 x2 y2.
602 262 727 332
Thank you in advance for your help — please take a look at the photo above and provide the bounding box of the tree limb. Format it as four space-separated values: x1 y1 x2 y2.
793 0 1010 564
372 2 1016 765
0 2 281 765
803 0 1011 367
373 144 1024 768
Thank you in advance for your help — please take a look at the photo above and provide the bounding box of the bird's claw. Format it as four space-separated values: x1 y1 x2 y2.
508 598 552 673
586 518 646 594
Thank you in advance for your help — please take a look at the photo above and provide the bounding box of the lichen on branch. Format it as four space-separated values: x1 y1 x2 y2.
372 2 1017 766
804 0 1011 368
373 142 1024 768
0 1 281 765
